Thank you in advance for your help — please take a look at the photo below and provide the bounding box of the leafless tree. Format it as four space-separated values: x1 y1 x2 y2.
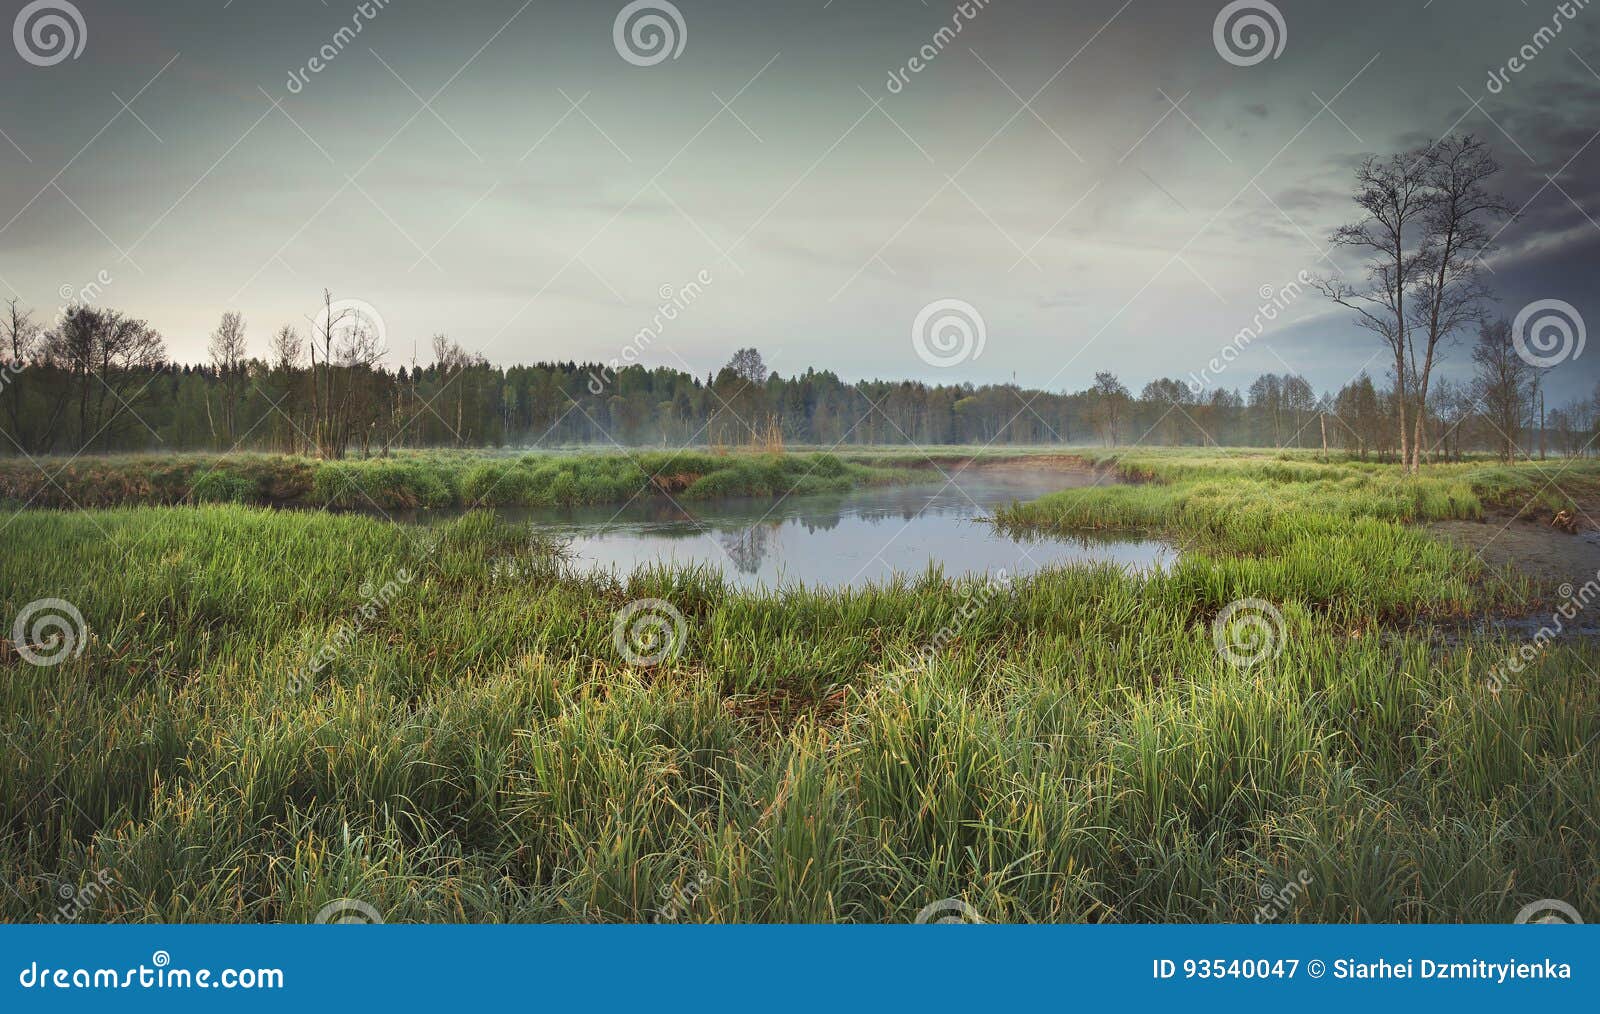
1318 136 1507 473
2 298 65 453
207 311 248 447
1471 318 1533 463
267 324 305 452
307 290 385 458
1315 151 1431 470
1406 136 1509 468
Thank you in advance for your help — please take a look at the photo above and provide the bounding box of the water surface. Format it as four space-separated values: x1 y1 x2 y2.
417 467 1172 591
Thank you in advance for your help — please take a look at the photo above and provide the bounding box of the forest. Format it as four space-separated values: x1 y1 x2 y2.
1 295 1589 460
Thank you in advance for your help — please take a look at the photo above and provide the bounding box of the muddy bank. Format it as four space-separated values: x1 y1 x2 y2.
1430 518 1600 591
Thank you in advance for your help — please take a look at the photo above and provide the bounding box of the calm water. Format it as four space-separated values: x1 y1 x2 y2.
417 467 1172 591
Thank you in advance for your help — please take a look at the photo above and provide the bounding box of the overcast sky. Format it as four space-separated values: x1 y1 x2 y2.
2 0 1596 403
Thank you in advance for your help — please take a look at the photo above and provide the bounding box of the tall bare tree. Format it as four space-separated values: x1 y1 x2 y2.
1316 151 1431 470
1406 136 1508 469
307 291 384 458
207 311 248 448
1471 318 1533 463
2 298 65 453
1319 135 1507 473
268 324 304 452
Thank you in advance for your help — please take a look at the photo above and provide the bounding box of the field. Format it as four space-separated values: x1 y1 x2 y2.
2 448 1597 923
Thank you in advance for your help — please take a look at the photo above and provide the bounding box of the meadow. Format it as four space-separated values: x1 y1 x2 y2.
2 448 1596 922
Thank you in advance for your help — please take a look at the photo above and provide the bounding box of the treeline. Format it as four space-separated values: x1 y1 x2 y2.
1 298 1593 460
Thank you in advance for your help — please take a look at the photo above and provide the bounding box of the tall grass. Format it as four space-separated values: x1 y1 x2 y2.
0 450 926 511
1 450 1596 922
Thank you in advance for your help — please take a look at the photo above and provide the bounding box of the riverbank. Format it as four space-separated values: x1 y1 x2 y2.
0 450 932 511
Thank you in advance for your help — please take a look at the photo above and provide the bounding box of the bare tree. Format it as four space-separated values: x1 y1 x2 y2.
1316 151 1431 470
307 291 385 458
207 311 248 448
1471 318 1533 463
268 324 304 452
1319 136 1507 473
2 298 65 453
1407 136 1508 468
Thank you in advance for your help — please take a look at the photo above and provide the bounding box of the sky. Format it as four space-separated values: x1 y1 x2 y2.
1 0 1597 404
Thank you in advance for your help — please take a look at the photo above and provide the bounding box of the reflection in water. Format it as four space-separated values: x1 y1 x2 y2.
418 468 1174 591
719 523 778 574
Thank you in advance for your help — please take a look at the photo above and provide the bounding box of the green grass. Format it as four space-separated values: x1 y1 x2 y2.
1 449 1596 923
0 450 927 511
